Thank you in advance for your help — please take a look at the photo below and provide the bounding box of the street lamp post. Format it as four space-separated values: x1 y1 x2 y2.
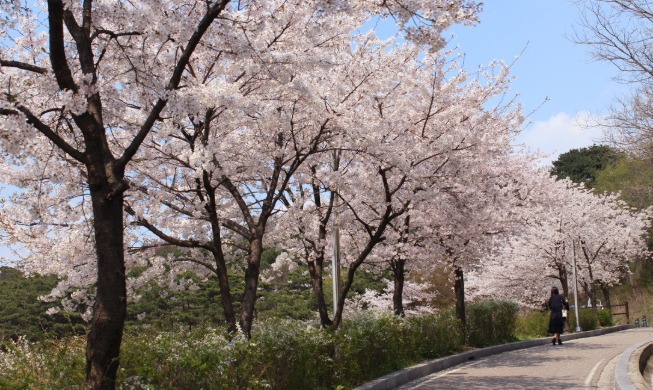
571 239 581 332
332 221 341 316
331 150 341 317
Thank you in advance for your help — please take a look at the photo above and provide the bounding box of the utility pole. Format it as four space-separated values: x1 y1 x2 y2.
571 239 581 332
331 149 341 317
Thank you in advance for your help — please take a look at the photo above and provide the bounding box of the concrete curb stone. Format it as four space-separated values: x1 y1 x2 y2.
615 339 653 390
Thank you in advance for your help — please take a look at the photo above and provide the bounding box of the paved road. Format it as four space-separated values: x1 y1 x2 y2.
396 328 653 390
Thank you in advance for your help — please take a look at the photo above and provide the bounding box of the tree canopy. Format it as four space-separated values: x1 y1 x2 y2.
550 144 620 187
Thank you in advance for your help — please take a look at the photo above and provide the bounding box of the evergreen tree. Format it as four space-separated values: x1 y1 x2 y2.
550 145 620 187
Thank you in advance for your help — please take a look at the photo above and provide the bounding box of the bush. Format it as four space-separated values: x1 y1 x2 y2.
568 309 599 331
334 311 419 387
466 299 520 347
515 310 549 338
120 327 274 389
0 336 85 389
0 309 498 389
407 310 462 359
597 308 613 327
122 312 459 389
251 319 335 390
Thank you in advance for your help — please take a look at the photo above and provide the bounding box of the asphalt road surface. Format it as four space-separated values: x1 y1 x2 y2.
396 328 653 390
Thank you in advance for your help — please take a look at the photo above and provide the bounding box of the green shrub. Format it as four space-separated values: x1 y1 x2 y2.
0 336 85 389
466 299 520 347
407 310 462 358
568 309 599 331
597 308 613 327
251 319 335 390
119 327 269 390
515 310 549 338
0 310 500 390
334 311 419 387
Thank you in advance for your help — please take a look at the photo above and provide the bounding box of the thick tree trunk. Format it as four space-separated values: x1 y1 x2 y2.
86 188 127 390
332 234 387 328
308 255 333 327
203 173 238 333
391 259 405 316
240 237 263 337
392 215 409 317
558 264 569 298
454 266 465 325
601 283 611 310
212 250 237 333
304 170 335 328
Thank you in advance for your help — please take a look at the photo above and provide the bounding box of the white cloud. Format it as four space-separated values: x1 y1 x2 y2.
515 112 606 166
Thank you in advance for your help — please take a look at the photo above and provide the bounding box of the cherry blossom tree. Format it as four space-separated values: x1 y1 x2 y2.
0 2 484 378
466 173 651 309
0 1 233 387
121 17 466 335
273 48 526 325
117 2 485 335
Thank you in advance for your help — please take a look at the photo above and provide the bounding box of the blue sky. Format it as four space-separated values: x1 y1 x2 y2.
0 1 628 265
447 0 627 164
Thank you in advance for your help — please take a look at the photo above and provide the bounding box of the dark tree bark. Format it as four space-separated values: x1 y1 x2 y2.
307 254 334 327
581 280 598 310
240 237 263 336
303 173 335 328
202 171 238 333
391 258 406 316
390 215 411 317
600 282 612 310
454 266 465 325
211 248 237 333
558 261 569 298
85 176 127 389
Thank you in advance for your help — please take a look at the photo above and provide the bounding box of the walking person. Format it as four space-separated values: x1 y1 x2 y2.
547 287 569 345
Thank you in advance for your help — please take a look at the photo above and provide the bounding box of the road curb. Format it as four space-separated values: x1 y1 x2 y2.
615 339 653 390
355 324 635 390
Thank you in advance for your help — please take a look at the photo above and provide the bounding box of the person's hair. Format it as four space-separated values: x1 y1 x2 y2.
551 287 559 296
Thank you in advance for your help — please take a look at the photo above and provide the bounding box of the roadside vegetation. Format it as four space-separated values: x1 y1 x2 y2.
0 299 509 389
2 141 652 389
0 273 633 390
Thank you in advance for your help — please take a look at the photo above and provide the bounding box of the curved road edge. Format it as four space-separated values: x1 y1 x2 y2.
355 324 636 390
617 339 653 390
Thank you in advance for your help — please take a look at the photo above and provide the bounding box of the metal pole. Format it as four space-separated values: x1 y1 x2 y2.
331 150 341 316
571 239 581 332
332 224 340 315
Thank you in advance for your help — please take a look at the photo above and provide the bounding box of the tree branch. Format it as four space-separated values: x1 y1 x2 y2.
125 203 213 251
0 60 47 74
1 105 86 162
47 0 78 92
118 0 232 168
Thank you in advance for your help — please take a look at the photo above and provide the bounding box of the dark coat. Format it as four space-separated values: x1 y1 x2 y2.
548 294 569 334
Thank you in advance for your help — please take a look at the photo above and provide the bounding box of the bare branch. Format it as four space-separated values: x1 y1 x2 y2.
119 0 232 168
47 0 78 92
0 60 47 74
1 105 86 162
